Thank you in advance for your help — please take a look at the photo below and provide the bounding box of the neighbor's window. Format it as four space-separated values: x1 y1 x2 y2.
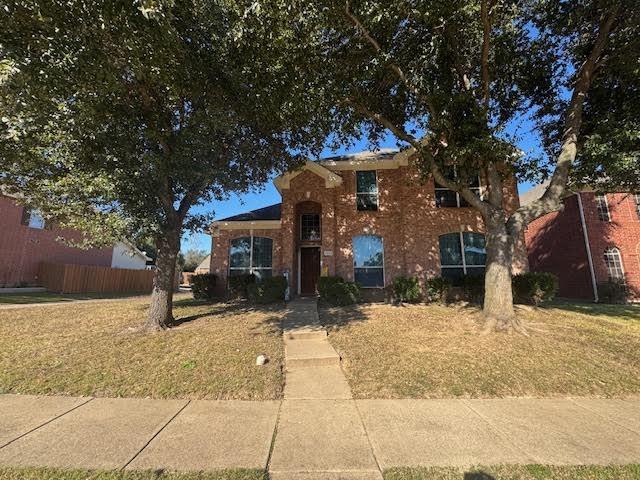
229 236 273 280
353 235 384 287
635 193 640 219
603 247 624 281
20 208 45 229
435 167 481 208
439 232 486 283
300 214 321 241
356 170 378 211
595 194 610 222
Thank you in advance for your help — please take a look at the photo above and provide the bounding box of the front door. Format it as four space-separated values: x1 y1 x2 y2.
300 247 321 296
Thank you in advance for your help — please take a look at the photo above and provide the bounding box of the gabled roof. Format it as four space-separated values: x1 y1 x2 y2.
219 203 281 221
196 254 211 271
273 161 343 193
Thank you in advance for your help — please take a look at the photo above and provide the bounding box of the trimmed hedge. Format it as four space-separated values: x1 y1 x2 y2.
318 275 361 306
191 273 217 300
392 276 422 303
597 279 628 304
228 273 256 298
425 276 451 304
247 276 288 304
461 274 485 303
512 272 559 306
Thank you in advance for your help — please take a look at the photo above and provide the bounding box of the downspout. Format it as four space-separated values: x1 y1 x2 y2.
575 192 599 302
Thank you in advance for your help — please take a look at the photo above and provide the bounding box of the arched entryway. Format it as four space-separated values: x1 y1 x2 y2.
295 201 322 296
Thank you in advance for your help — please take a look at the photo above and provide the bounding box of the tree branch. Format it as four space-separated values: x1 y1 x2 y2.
480 0 493 108
344 2 437 116
507 5 620 234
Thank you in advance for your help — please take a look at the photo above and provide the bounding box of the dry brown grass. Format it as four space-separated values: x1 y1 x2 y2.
322 302 640 399
0 297 284 400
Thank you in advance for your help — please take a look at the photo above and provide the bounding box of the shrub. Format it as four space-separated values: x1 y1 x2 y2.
247 276 288 304
319 276 361 306
424 276 451 303
318 276 345 297
228 273 256 298
461 274 485 303
512 272 559 306
191 273 217 300
392 276 422 303
597 279 628 304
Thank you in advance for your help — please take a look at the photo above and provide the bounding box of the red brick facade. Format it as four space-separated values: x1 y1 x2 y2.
0 195 113 287
525 192 640 300
210 160 526 296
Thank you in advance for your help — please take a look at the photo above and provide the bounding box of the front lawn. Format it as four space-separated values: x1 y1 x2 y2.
0 298 284 400
384 465 640 480
0 292 152 305
322 302 640 398
0 467 265 480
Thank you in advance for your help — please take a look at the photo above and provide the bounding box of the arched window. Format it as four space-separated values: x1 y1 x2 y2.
229 236 273 280
439 232 486 283
353 235 384 287
603 247 624 281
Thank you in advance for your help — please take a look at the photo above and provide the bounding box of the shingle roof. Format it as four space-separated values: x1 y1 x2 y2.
218 203 281 221
319 148 399 163
519 181 551 206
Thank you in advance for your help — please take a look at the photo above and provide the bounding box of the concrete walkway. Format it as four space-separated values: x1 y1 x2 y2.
1 298 640 476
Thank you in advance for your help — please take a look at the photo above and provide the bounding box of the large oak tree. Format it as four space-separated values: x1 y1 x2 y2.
0 0 330 329
279 0 639 330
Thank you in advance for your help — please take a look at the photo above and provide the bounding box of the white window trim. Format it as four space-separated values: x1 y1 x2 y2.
355 170 379 211
596 193 611 222
228 234 273 277
440 232 486 275
353 235 385 288
27 210 46 229
603 247 625 281
634 193 640 219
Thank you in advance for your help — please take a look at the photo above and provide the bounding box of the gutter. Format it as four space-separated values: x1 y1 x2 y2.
575 192 599 302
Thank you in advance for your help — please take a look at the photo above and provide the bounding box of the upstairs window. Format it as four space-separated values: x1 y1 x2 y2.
603 247 624 281
300 214 321 241
229 236 273 281
435 167 481 208
20 208 45 229
353 235 384 287
635 193 640 219
439 232 486 283
595 194 610 222
356 171 378 211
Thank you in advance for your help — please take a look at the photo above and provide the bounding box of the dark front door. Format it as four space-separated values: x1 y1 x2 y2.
300 247 321 296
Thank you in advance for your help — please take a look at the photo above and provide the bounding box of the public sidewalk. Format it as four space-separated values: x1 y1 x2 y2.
0 298 639 478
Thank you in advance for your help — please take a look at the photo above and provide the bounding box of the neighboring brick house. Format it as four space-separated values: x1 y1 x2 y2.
209 149 527 297
523 184 640 301
0 194 149 287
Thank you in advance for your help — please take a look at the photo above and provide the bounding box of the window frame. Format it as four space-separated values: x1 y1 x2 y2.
635 193 640 220
434 167 482 208
352 234 385 288
355 170 379 211
300 213 321 241
595 193 611 222
228 235 273 280
439 232 487 277
603 246 625 281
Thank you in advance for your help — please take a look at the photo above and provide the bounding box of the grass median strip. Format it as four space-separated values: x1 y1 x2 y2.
0 298 284 400
384 465 640 479
0 467 266 480
323 302 640 398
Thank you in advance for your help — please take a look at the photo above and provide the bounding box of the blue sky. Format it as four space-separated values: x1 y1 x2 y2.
181 130 540 253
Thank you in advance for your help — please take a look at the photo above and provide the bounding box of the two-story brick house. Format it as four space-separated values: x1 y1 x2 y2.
209 149 527 296
524 184 640 301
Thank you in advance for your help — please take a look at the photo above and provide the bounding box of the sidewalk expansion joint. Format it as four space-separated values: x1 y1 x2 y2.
353 400 383 476
0 396 94 450
120 399 191 470
266 399 284 471
568 397 640 437
462 399 540 464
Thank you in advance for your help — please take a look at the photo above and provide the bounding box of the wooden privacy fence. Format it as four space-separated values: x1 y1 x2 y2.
39 262 155 294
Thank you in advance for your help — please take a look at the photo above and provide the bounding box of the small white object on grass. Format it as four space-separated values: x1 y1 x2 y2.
256 354 268 366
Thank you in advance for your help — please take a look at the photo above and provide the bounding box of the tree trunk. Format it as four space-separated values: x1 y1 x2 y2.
146 230 180 331
482 219 523 333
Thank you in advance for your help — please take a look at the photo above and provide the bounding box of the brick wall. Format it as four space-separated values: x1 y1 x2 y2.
525 192 640 300
210 164 526 295
0 196 113 287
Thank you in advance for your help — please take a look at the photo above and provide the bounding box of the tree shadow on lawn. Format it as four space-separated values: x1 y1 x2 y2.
544 300 640 322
